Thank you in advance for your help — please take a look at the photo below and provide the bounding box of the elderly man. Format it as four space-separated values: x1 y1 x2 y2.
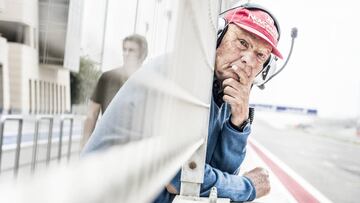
81 34 148 148
153 3 283 203
81 2 283 203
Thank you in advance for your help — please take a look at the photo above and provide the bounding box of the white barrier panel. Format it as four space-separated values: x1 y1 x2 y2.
0 0 220 202
0 135 204 203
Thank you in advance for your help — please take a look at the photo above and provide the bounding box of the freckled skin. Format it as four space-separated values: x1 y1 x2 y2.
215 24 272 85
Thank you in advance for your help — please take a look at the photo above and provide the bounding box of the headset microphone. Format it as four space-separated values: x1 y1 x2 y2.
258 27 298 89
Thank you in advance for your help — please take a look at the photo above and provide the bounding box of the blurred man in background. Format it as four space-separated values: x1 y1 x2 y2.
81 34 148 148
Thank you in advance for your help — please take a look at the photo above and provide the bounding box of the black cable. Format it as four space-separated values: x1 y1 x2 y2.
249 107 255 124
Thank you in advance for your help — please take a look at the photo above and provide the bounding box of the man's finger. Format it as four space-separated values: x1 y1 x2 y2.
222 78 241 91
223 78 250 97
223 85 240 99
231 65 251 86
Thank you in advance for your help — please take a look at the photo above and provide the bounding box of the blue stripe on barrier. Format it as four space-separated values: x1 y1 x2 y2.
250 103 317 116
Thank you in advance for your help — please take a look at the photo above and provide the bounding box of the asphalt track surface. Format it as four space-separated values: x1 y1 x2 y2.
252 118 360 203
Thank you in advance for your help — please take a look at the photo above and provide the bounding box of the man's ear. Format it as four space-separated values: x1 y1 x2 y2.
217 18 228 48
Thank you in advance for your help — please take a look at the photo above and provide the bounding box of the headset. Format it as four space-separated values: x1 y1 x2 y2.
217 2 297 89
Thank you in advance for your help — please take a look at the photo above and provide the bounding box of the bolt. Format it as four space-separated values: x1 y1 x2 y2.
189 161 197 169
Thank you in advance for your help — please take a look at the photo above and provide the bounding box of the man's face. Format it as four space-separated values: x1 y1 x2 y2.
123 40 142 65
215 24 272 84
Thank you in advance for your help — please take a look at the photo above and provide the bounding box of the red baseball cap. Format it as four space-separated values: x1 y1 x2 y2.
225 8 283 59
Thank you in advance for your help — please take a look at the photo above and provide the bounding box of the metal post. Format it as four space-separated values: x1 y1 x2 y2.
31 117 40 173
57 118 63 162
58 115 74 162
13 119 23 177
0 115 23 176
66 116 74 162
31 115 54 173
100 0 110 70
45 117 54 166
0 117 6 174
133 0 140 33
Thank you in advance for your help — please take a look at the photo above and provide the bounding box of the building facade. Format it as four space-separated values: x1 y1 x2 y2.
0 0 83 114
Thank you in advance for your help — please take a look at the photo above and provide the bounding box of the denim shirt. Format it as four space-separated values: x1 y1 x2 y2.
153 80 256 202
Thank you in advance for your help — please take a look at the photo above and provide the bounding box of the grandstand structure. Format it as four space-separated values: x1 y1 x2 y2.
0 0 83 114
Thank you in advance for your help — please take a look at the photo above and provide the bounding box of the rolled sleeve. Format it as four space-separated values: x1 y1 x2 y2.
169 164 256 202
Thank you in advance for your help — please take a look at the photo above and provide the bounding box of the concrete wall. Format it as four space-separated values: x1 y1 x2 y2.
0 0 38 26
0 0 38 49
0 36 10 113
8 43 38 113
7 43 70 114
0 0 74 115
64 0 83 72
38 65 71 114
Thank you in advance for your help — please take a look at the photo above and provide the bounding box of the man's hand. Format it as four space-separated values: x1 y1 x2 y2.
222 65 253 126
244 167 271 198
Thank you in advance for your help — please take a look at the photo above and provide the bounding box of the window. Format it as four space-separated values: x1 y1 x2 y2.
0 21 31 46
38 0 70 65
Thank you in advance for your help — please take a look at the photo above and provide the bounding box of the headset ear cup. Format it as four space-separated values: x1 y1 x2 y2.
261 57 271 80
217 18 228 48
253 55 278 87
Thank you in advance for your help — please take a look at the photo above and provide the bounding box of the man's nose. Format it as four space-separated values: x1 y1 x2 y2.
240 51 251 64
239 53 253 76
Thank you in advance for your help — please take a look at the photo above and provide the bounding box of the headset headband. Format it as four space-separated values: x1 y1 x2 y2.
220 3 281 41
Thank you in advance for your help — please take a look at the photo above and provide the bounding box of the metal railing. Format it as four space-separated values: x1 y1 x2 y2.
0 115 23 177
0 114 78 176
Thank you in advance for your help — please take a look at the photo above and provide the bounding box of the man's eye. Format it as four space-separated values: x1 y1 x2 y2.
257 53 267 61
239 39 248 48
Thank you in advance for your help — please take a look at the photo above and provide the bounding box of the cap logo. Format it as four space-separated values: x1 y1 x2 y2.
248 12 278 41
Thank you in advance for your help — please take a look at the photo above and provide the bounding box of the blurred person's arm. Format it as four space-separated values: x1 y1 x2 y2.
81 100 101 149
